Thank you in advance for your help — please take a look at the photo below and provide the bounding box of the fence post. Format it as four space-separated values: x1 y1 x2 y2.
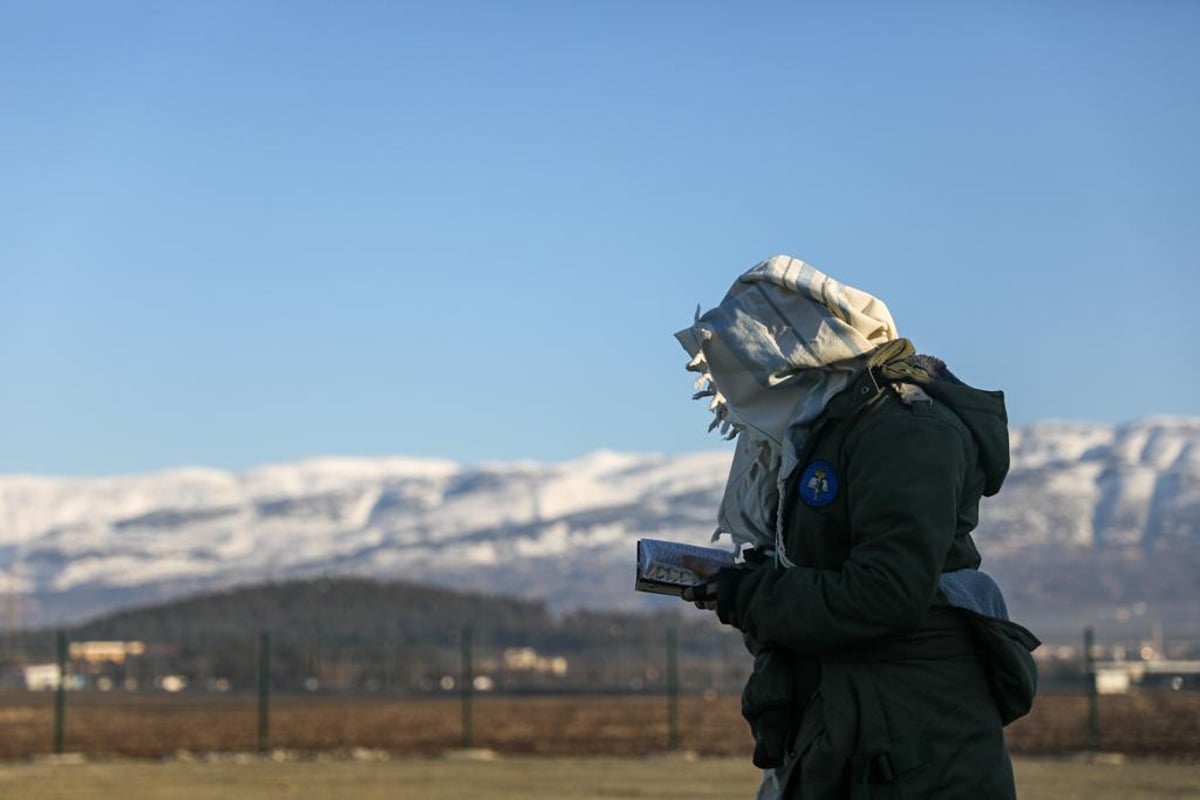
1084 626 1099 750
257 631 271 754
54 630 67 754
666 627 679 752
461 625 474 749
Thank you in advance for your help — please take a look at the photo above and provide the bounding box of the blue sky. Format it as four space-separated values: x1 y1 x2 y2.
2 1 1197 476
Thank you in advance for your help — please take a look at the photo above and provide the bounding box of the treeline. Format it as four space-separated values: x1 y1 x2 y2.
5 578 746 693
59 576 721 652
75 577 553 647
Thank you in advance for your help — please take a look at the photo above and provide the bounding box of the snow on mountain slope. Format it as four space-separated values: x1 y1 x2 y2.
1 419 1197 625
980 418 1200 553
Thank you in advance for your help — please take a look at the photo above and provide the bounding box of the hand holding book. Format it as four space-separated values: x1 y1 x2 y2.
634 538 736 605
681 555 721 609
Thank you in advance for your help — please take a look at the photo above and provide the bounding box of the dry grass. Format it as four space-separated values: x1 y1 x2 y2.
1006 691 1200 760
1 690 1198 761
0 757 1197 800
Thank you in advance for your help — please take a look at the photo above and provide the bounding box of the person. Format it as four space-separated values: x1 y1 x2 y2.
675 255 1038 800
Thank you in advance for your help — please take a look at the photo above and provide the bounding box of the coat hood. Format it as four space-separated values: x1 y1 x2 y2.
879 353 1010 496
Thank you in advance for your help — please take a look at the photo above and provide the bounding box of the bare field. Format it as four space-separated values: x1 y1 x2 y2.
0 757 1197 800
1 690 1198 761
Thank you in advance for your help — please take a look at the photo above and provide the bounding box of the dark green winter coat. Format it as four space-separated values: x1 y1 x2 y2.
717 339 1029 799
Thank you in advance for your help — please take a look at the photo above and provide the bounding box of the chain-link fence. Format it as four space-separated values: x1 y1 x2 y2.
2 625 1199 761
0 623 753 759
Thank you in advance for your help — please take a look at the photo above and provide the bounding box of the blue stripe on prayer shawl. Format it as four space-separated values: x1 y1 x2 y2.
749 282 822 373
771 258 865 356
779 256 802 287
754 257 870 363
815 278 865 355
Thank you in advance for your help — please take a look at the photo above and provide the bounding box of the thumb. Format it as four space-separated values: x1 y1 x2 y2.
680 555 720 579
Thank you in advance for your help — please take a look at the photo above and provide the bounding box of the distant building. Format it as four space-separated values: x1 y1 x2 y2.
68 641 146 664
23 663 61 691
1095 667 1131 695
1093 659 1200 694
502 647 568 676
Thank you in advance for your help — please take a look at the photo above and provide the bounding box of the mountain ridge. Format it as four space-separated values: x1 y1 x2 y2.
2 417 1197 630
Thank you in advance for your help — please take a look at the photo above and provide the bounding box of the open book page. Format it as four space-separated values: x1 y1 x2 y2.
635 538 737 596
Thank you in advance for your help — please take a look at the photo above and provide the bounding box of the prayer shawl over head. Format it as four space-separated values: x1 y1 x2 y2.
674 255 897 558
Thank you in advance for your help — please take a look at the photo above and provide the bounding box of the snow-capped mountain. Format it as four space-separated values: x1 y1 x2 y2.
1 418 1198 628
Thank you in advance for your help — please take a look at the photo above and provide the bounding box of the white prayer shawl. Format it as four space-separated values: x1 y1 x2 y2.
675 255 897 564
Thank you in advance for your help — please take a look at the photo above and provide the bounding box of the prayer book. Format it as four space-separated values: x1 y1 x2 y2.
634 538 737 596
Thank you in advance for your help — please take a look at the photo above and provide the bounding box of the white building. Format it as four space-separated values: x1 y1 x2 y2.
23 663 62 691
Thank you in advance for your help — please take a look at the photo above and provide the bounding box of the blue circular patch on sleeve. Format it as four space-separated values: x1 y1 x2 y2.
799 460 839 507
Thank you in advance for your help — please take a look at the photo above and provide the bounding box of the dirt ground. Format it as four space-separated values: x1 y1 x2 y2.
0 756 1196 800
2 690 1197 761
